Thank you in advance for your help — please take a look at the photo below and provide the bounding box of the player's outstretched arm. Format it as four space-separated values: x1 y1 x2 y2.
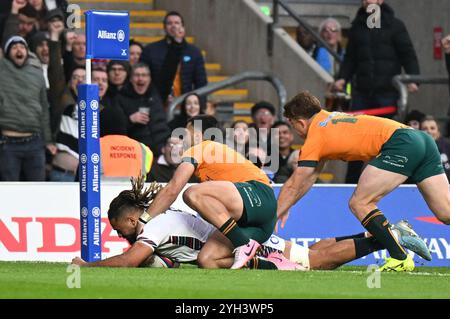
276 165 320 229
146 162 195 218
71 242 154 267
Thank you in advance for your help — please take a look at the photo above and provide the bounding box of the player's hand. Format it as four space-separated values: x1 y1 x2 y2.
65 31 77 51
46 144 58 156
275 210 290 233
442 35 450 54
248 147 267 165
407 83 419 93
49 20 65 41
11 0 27 14
71 257 87 266
129 111 150 125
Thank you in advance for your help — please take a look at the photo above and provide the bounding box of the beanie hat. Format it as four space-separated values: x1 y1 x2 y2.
45 8 65 22
4 36 28 57
29 32 48 53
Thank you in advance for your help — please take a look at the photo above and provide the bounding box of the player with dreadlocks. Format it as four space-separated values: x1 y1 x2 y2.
71 176 417 271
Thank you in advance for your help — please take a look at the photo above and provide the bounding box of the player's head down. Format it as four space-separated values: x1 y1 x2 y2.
107 175 162 244
283 91 322 138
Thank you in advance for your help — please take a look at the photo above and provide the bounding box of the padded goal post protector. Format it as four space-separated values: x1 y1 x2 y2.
77 84 102 262
85 10 130 60
78 10 129 262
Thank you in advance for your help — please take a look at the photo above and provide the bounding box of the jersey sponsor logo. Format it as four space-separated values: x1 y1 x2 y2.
381 154 408 168
242 186 262 208
269 235 280 245
319 111 357 127
331 117 358 124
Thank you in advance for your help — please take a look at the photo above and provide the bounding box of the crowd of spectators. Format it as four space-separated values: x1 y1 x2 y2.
296 0 450 183
0 1 207 182
404 110 450 182
0 0 449 185
0 1 297 184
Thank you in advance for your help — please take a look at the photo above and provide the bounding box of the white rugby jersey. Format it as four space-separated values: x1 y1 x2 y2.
137 209 290 264
137 209 216 263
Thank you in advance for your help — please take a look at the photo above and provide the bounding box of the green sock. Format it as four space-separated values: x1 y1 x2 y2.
248 257 278 270
361 209 407 260
219 218 249 248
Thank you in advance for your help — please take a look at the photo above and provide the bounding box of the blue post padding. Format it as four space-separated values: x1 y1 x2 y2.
77 84 102 262
85 10 130 60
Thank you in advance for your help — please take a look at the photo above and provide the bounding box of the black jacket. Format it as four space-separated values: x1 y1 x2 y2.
55 96 127 157
104 84 125 101
117 84 170 156
141 37 207 102
100 94 128 137
338 3 420 95
168 113 189 131
0 1 11 41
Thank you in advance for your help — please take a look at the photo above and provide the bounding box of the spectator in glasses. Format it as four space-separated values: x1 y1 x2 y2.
315 18 345 77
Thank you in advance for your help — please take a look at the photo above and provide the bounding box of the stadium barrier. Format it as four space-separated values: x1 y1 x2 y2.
0 183 448 267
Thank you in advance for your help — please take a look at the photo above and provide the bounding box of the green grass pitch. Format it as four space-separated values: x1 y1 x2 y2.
1 262 449 299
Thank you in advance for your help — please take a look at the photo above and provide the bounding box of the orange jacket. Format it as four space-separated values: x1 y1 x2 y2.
100 135 153 179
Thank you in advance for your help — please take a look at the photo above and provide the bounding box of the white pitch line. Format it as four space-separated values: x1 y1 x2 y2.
309 270 450 277
406 272 450 277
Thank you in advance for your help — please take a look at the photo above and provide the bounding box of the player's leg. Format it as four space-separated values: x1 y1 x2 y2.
412 131 450 225
308 232 367 250
183 181 245 226
269 234 380 270
351 129 438 271
308 237 383 270
259 235 347 269
417 174 450 224
197 230 234 269
252 235 308 270
198 230 279 270
184 181 272 268
253 234 383 271
307 238 336 250
183 181 251 253
349 164 414 270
